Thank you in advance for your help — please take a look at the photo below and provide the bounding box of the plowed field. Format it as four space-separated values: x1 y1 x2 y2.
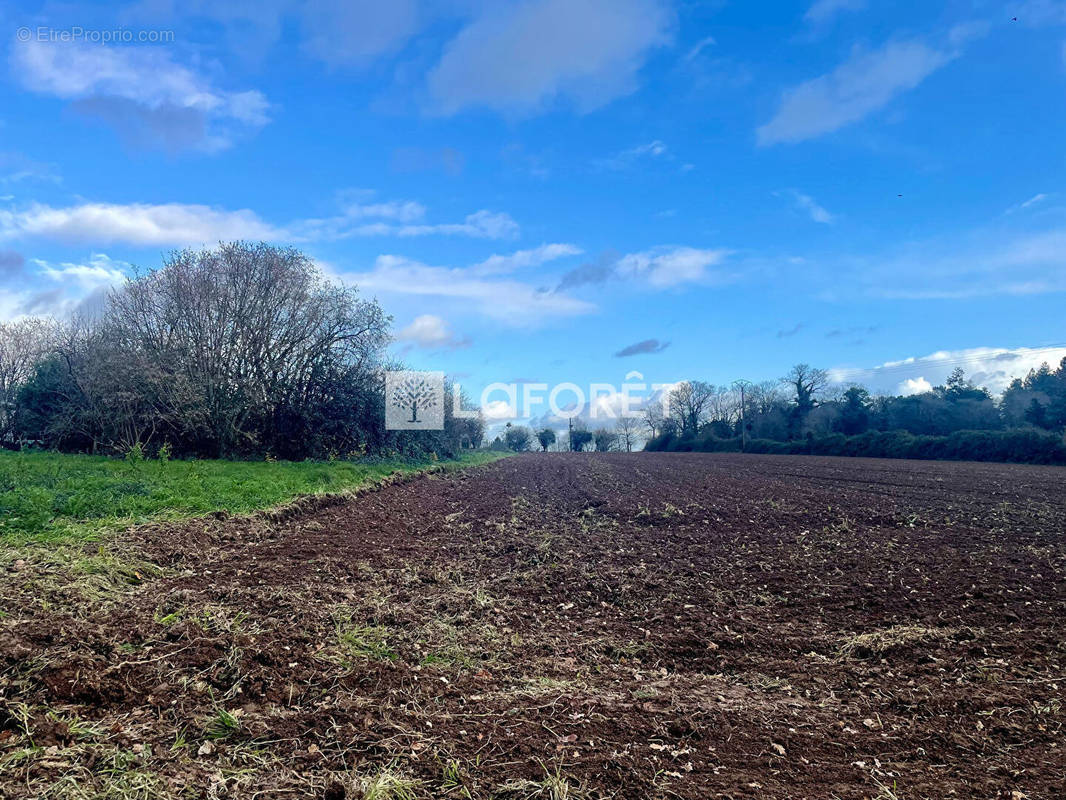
3 453 1064 799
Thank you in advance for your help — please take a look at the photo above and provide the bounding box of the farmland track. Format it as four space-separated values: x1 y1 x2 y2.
2 453 1065 799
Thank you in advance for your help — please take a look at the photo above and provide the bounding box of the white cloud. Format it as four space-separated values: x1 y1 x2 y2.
0 252 129 321
1005 192 1049 215
12 40 269 151
595 140 670 170
124 0 424 67
293 198 427 240
1 199 519 246
482 399 518 421
757 38 958 145
873 281 1060 300
0 202 282 246
684 36 716 62
339 198 427 222
831 346 1066 395
616 246 731 288
853 226 1066 300
898 377 933 395
638 140 668 157
1015 1 1066 26
0 287 64 320
426 0 673 114
300 0 420 65
0 250 23 279
343 255 595 326
471 243 582 275
0 151 61 185
395 314 469 349
947 21 992 47
781 190 835 223
799 195 834 224
34 252 129 290
313 210 519 240
805 0 866 24
388 210 520 240
798 210 1066 301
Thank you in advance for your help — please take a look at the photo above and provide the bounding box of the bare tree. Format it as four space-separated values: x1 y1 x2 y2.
14 243 392 457
0 318 57 443
593 427 618 452
668 380 716 436
750 381 786 414
642 401 667 439
616 415 639 452
7 245 497 460
781 364 829 439
446 383 484 450
106 242 390 456
707 385 740 427
782 364 829 413
19 313 199 453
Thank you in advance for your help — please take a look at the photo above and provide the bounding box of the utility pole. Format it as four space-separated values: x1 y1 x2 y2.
568 417 574 451
732 380 752 452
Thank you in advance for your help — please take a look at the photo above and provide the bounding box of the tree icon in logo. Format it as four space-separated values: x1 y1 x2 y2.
385 370 444 430
391 373 439 423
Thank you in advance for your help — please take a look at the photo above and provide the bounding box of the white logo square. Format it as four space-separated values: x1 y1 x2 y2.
385 371 445 430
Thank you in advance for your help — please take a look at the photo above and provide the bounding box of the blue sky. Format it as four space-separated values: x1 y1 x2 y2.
2 0 1066 419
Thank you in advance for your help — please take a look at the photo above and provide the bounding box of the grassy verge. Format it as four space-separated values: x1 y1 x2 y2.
0 449 508 546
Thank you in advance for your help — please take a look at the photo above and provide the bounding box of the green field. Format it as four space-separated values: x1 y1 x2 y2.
0 449 507 545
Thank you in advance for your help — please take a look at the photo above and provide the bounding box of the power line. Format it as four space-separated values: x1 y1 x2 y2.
732 379 752 451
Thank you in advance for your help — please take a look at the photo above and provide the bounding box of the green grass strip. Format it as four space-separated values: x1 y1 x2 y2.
0 450 508 546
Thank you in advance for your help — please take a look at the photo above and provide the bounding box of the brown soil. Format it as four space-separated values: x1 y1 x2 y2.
2 453 1065 799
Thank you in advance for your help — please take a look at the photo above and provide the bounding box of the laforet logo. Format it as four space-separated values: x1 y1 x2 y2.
385 371 445 430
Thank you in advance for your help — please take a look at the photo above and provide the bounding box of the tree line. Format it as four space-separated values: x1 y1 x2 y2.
488 418 641 454
0 243 483 460
488 361 1066 462
643 362 1066 464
